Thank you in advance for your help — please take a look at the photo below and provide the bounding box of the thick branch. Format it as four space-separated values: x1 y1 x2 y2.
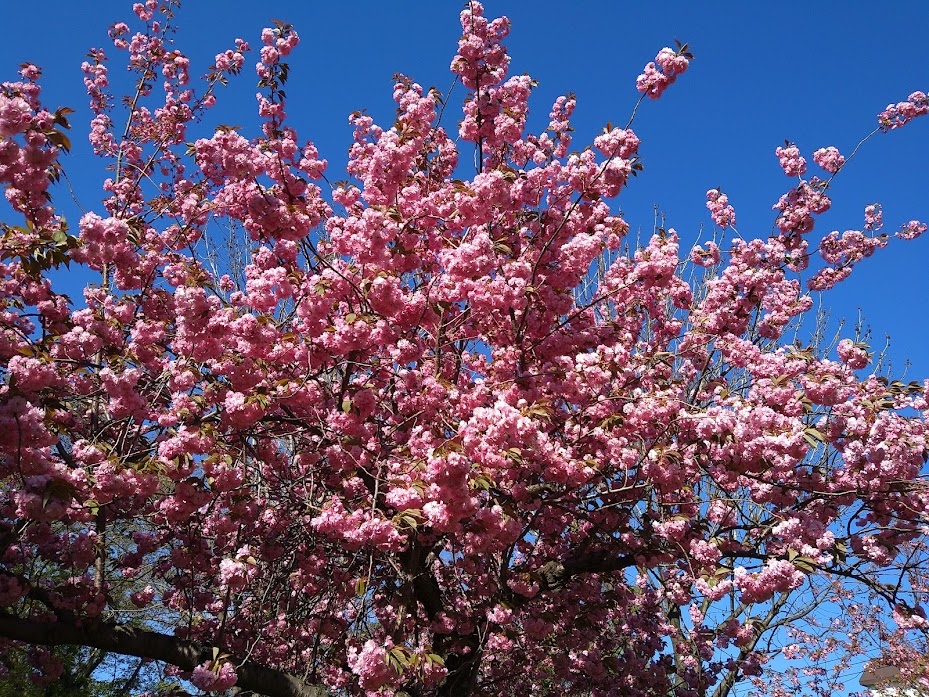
0 613 327 697
399 539 444 621
535 551 638 592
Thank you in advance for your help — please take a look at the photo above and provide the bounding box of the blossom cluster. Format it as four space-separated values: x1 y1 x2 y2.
706 188 736 228
636 45 690 99
878 90 929 131
812 145 845 174
775 143 807 177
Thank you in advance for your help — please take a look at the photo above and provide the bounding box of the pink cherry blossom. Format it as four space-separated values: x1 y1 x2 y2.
812 145 845 174
190 660 238 692
636 44 690 100
706 187 736 228
775 143 807 177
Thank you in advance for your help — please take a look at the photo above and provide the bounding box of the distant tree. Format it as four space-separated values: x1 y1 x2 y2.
1 1 928 696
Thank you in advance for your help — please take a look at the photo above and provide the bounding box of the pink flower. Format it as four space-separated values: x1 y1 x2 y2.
190 661 237 692
636 63 670 100
691 240 721 267
130 585 156 608
0 95 32 137
486 604 513 625
775 143 807 177
812 146 845 174
897 219 927 240
864 203 883 231
655 47 689 77
636 44 690 99
706 188 736 228
218 558 249 591
837 339 870 370
0 574 25 606
346 639 394 691
878 90 929 131
593 127 640 159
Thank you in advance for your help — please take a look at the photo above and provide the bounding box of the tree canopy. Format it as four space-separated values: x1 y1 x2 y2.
1 2 928 696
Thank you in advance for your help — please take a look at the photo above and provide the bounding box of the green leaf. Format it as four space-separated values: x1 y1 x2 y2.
387 646 410 674
601 414 624 429
426 653 445 666
47 129 72 152
803 427 826 448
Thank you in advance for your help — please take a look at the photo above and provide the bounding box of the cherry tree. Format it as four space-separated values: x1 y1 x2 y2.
1 2 929 696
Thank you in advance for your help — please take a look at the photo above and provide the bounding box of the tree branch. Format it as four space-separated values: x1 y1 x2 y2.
535 551 638 592
0 613 328 697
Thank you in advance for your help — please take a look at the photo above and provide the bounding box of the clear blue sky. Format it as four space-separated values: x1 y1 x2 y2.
2 0 928 377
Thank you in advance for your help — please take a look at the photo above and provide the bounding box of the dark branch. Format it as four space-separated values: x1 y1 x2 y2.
535 551 638 592
0 613 328 697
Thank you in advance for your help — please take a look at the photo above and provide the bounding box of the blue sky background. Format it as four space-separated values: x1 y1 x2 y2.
3 1 928 380
2 3 928 692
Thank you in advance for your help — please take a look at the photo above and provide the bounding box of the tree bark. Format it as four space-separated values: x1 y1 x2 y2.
535 551 638 592
0 613 328 697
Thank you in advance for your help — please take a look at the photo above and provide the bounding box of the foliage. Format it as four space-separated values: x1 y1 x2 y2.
0 645 112 697
1 1 928 696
